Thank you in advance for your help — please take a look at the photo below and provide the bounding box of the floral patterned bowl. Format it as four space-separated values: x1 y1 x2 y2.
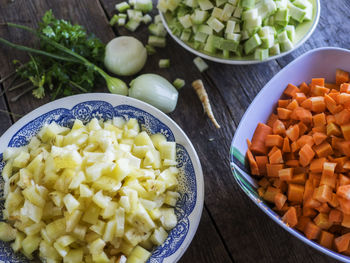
0 93 204 263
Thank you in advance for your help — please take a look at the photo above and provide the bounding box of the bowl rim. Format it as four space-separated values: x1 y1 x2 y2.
159 0 321 65
0 93 204 263
230 47 350 262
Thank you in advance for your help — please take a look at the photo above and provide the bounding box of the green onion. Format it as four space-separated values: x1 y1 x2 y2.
145 45 156 55
115 2 131 12
109 15 119 26
148 36 166 47
125 19 140 31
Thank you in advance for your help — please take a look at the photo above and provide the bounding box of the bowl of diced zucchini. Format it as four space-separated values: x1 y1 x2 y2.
0 93 204 263
158 0 320 64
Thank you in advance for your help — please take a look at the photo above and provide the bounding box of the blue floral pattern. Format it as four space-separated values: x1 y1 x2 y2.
0 101 197 263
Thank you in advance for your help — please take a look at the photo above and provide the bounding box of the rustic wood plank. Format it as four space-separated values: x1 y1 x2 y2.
181 208 233 263
0 82 13 135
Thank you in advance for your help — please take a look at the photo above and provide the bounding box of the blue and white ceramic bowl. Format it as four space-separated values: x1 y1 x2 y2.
230 47 350 262
0 93 204 263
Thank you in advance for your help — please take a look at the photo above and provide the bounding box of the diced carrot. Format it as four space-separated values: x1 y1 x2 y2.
278 99 290 108
288 183 304 203
336 69 350 85
286 124 300 142
340 83 350 93
327 122 342 137
274 193 287 210
338 197 350 215
304 197 321 209
272 119 286 135
268 146 279 157
341 123 350 141
312 125 326 133
269 149 283 164
312 113 326 127
315 203 331 213
294 107 312 124
258 187 265 197
312 132 327 146
247 149 260 176
287 100 299 111
311 85 330 96
310 173 321 188
290 173 306 185
329 92 340 103
313 142 333 158
296 216 311 232
344 161 350 170
266 164 284 178
310 96 326 113
299 82 310 95
335 109 350 125
297 135 314 149
339 174 350 186
338 141 350 157
298 122 309 136
263 186 281 203
310 158 326 173
334 232 350 252
325 94 343 114
299 144 315 167
319 231 334 249
265 134 284 148
255 156 268 176
325 83 340 90
337 185 350 200
294 92 307 104
303 179 314 202
267 113 279 127
273 178 287 192
285 160 299 167
284 83 300 97
303 206 317 218
342 214 350 228
314 185 333 203
323 162 337 177
277 107 292 120
331 157 347 173
312 78 325 87
258 177 270 188
278 168 293 181
327 115 336 124
314 213 332 230
250 123 272 155
329 193 340 208
301 98 312 110
329 209 343 224
339 93 350 104
282 137 291 153
282 206 298 227
304 221 322 240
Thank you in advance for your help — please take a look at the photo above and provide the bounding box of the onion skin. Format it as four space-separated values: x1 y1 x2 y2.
129 74 179 113
104 36 147 76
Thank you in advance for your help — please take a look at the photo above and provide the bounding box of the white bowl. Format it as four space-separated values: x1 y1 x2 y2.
0 93 204 263
160 0 321 65
230 47 350 262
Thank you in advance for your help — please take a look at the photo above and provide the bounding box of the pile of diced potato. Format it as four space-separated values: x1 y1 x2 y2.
0 117 180 263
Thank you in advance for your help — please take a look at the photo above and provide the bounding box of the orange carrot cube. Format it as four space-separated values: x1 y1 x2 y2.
269 149 283 164
336 69 350 85
297 135 314 148
337 185 350 200
299 144 315 167
327 122 342 136
335 232 350 252
335 109 350 125
314 185 333 203
299 82 310 95
310 96 326 113
265 134 283 148
310 158 326 173
266 164 284 177
251 123 272 155
288 183 304 203
247 149 259 175
272 119 286 135
313 113 326 127
304 221 321 240
341 123 350 140
340 83 350 93
255 156 268 176
294 107 312 124
274 192 287 210
311 85 329 96
286 124 299 142
312 132 327 146
278 168 293 181
277 107 292 120
314 213 332 230
290 173 306 185
311 78 325 87
282 206 298 227
284 83 300 97
319 231 334 249
329 209 343 224
263 186 281 203
342 214 350 228
293 92 307 104
282 137 291 153
313 142 333 158
267 113 279 127
278 99 290 108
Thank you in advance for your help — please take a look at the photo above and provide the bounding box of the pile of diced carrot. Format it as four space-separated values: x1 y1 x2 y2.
246 69 350 255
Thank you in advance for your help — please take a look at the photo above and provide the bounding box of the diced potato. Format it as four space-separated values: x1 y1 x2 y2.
63 194 80 213
53 241 69 257
24 221 45 236
80 184 94 197
126 245 151 263
49 191 64 208
124 226 150 246
39 239 61 261
68 171 85 189
21 200 43 223
160 208 177 230
22 235 41 259
0 222 17 241
150 133 167 150
159 141 176 161
93 176 121 193
89 220 106 235
65 210 83 232
88 238 106 254
103 219 117 242
46 218 66 240
64 248 83 263
134 131 154 148
101 201 118 219
115 207 125 237
11 231 25 252
51 145 82 169
150 227 168 246
164 191 180 207
92 251 110 263
92 190 112 209
38 122 70 143
13 151 30 168
82 204 101 225
56 235 76 247
144 149 161 169
22 186 46 208
158 169 178 189
72 224 87 241
87 118 102 131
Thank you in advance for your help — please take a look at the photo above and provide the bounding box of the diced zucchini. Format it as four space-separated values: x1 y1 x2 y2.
134 0 153 12
207 17 225 32
146 44 157 55
288 3 307 23
254 48 269 60
221 3 235 21
225 33 241 42
242 8 258 20
260 34 274 48
148 36 167 47
154 14 162 24
116 1 131 12
211 7 223 20
142 14 152 24
204 35 217 53
280 38 294 51
149 23 167 37
159 59 170 68
198 0 214 10
109 14 119 26
191 10 209 24
241 0 255 9
216 0 227 7
225 20 236 34
194 31 209 43
243 33 262 54
179 14 193 28
193 57 209 72
185 0 198 7
274 9 289 26
198 24 213 35
233 6 242 18
269 43 281 55
173 78 186 89
125 20 140 32
286 24 295 41
180 29 192 41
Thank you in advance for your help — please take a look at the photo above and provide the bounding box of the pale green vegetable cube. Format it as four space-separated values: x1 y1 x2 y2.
191 9 209 24
254 48 269 60
241 0 255 9
126 20 141 32
159 59 171 68
221 3 235 21
198 0 214 10
280 39 294 51
286 25 295 41
193 56 209 72
269 43 281 55
194 31 209 43
242 8 258 20
173 78 186 90
225 20 236 34
211 7 223 19
13 151 30 168
134 0 153 12
179 14 193 28
243 33 262 54
148 36 167 47
233 6 242 18
289 3 306 22
207 17 225 32
116 1 131 12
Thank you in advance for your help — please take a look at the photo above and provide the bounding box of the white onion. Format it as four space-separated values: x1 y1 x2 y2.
104 36 147 76
129 74 179 113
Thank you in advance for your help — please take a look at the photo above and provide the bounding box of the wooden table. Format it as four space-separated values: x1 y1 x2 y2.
0 0 348 262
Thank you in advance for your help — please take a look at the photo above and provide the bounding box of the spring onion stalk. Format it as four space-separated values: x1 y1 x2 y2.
1 22 128 95
129 74 178 113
